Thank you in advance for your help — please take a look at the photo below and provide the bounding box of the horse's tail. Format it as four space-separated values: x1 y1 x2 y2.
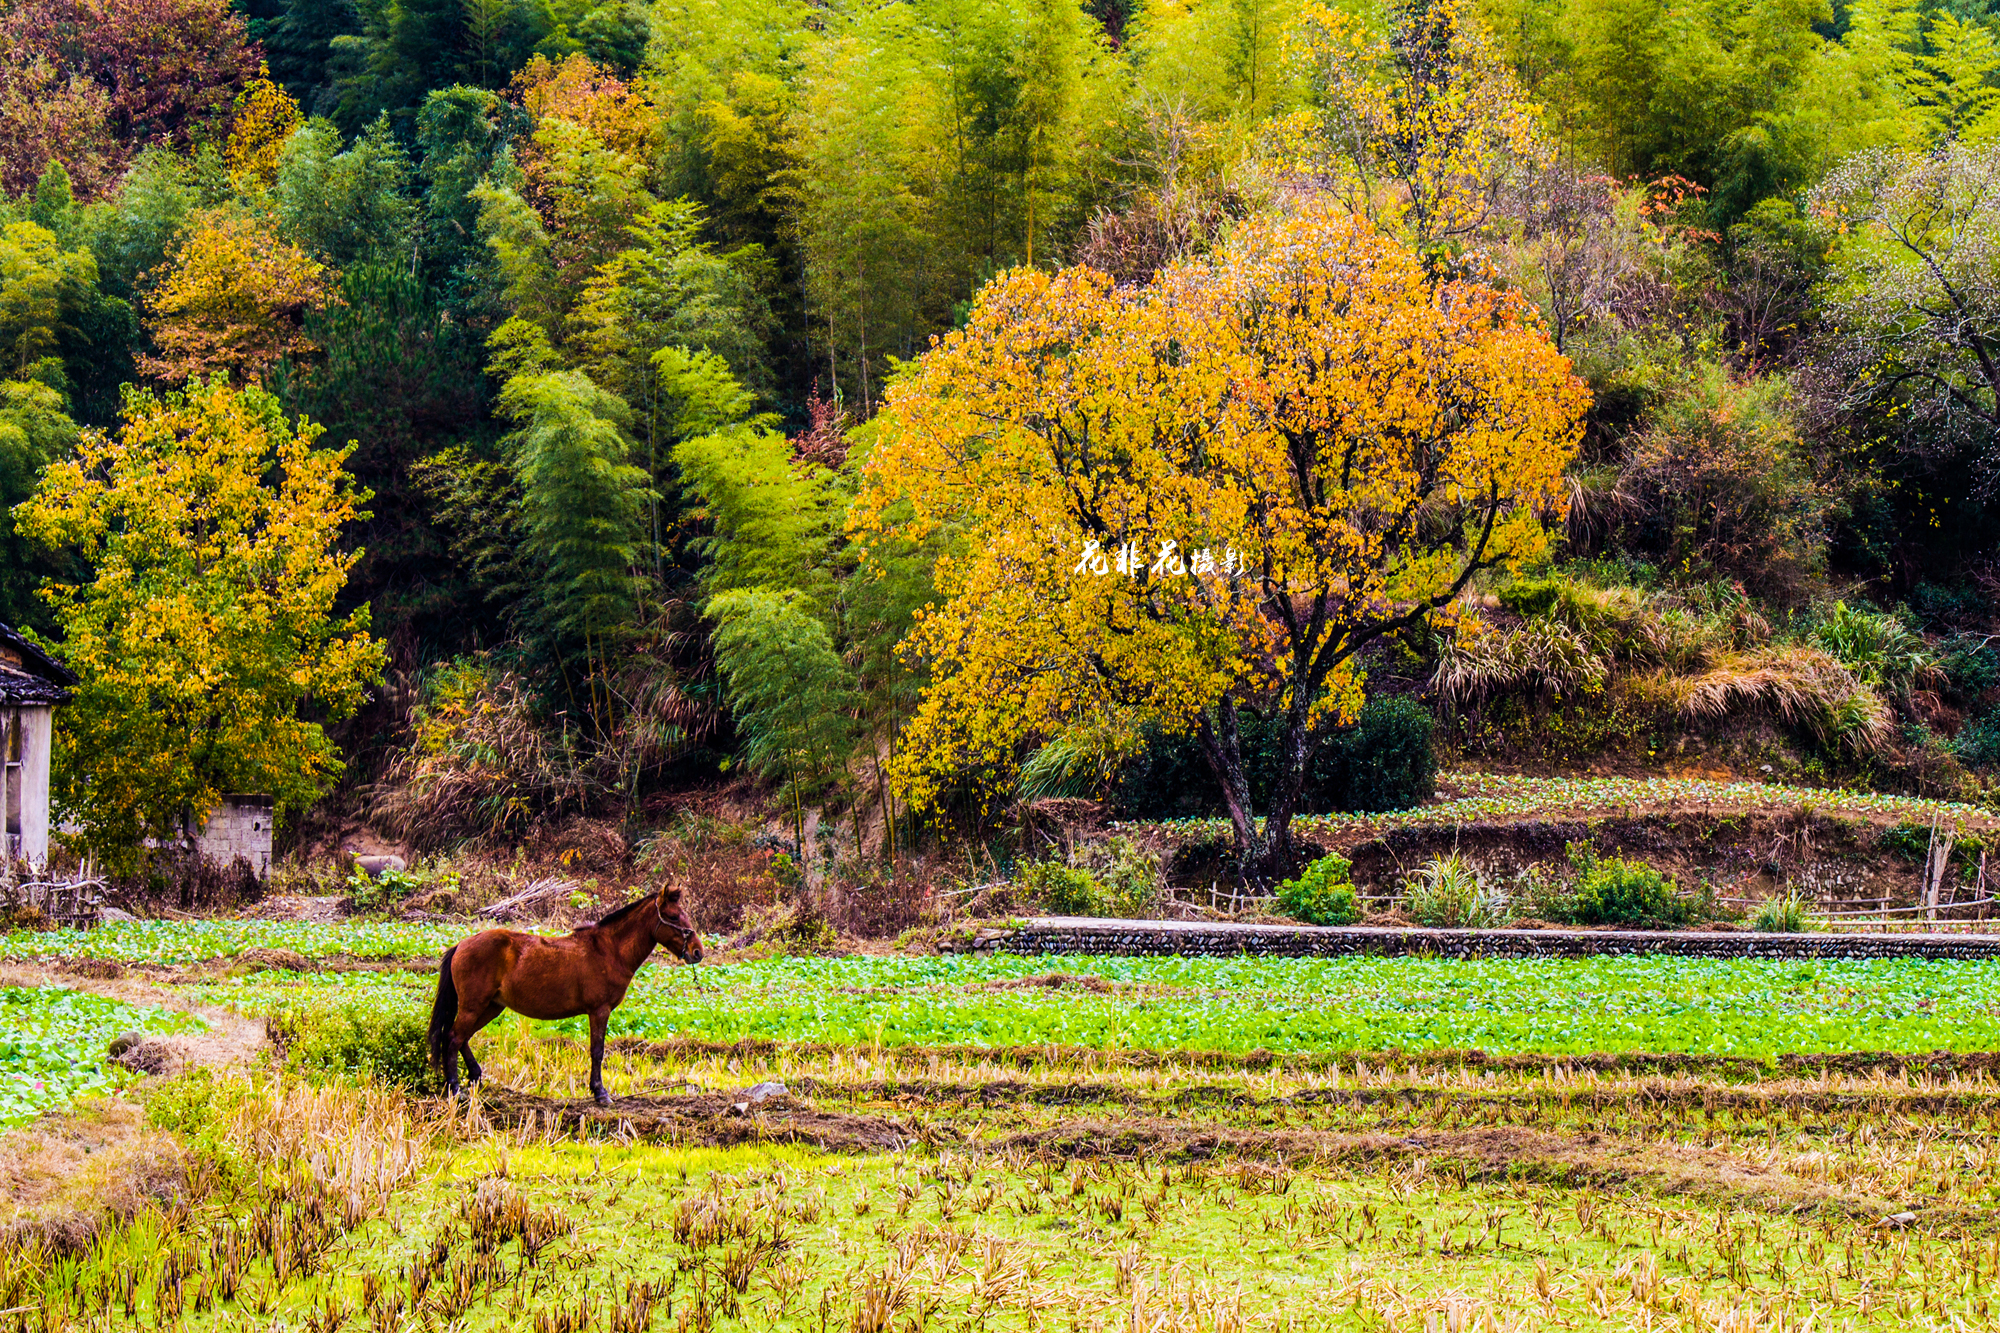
428 946 459 1073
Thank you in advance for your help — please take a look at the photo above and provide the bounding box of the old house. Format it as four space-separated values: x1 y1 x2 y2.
0 623 76 867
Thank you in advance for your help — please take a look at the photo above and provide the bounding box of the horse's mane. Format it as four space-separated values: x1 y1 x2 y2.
591 894 656 928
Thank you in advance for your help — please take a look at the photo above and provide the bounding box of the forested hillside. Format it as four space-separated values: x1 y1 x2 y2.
1 0 1996 872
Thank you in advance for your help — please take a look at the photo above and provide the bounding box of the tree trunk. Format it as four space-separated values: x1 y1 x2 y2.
1196 701 1265 877
1261 700 1317 882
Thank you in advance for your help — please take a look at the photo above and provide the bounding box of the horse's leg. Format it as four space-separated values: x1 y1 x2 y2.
442 1024 460 1099
588 1008 612 1107
449 1007 493 1099
462 1003 502 1086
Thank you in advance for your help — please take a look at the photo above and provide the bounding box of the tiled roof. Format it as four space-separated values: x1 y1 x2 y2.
0 664 71 705
0 623 76 705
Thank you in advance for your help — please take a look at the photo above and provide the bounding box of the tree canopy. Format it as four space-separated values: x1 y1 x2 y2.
15 377 384 865
2 0 1998 865
858 205 1586 867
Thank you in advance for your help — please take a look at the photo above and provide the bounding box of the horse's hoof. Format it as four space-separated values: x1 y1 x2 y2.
593 1090 612 1108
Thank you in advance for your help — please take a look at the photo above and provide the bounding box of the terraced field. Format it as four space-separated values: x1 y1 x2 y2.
199 951 2000 1059
1152 770 2000 839
6 918 2000 1331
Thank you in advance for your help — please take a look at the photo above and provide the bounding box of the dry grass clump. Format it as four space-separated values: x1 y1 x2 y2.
1435 617 1612 709
0 1071 463 1332
521 817 632 879
728 900 839 956
638 814 789 932
1674 646 1892 754
371 661 600 852
824 874 934 938
368 651 715 859
98 852 264 916
224 1081 439 1217
0 1103 194 1250
1439 570 1920 763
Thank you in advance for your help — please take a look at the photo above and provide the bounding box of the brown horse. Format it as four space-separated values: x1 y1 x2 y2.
428 883 703 1105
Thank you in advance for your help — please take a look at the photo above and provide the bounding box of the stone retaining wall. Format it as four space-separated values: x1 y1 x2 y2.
963 916 2000 960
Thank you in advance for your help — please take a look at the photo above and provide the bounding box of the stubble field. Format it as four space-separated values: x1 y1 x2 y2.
5 920 2000 1332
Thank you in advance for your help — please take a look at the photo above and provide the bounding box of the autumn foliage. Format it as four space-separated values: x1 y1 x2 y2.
859 205 1586 867
0 0 258 196
140 210 332 386
223 79 305 190
17 378 384 864
510 54 662 286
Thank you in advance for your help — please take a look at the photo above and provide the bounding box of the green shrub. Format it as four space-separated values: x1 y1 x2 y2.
1021 860 1109 916
346 864 438 913
1879 822 1933 861
1749 892 1814 932
1401 853 1507 927
1017 735 1107 800
1316 697 1438 813
1954 715 2000 770
1568 845 1691 927
1274 854 1360 926
1511 866 1581 923
1810 601 1936 703
1089 836 1163 917
1108 720 1273 820
737 900 838 954
1940 634 2000 702
266 994 438 1092
1495 574 1646 659
1110 697 1436 818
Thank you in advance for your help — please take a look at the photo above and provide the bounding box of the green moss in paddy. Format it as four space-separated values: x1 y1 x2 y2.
29 1137 1987 1331
1 918 463 965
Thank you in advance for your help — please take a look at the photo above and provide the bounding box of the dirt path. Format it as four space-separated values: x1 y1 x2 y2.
0 964 268 1234
242 895 347 922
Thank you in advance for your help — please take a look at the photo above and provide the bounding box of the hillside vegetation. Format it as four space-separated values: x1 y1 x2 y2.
0 0 1994 892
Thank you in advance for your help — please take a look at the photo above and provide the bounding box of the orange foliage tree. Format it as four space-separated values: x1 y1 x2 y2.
856 206 1587 872
140 210 331 385
510 54 661 286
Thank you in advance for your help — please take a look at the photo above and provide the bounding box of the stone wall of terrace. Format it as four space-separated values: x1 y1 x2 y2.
959 917 2000 960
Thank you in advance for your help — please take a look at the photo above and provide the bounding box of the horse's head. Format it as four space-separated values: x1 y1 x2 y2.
652 884 704 963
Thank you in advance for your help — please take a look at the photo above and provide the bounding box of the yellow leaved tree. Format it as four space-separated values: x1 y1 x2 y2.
223 77 303 190
856 205 1586 872
140 209 330 386
17 377 385 867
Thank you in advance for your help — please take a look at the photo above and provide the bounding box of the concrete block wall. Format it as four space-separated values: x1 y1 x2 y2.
196 794 274 879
